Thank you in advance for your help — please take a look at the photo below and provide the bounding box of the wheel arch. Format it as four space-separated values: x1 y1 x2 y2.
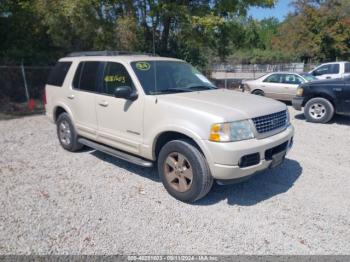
53 103 74 123
303 93 336 110
153 130 206 160
252 89 264 95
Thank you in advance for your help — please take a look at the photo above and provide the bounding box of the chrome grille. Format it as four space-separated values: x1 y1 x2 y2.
252 110 287 134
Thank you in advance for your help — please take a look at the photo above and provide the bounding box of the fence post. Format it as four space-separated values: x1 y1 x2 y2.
21 62 30 102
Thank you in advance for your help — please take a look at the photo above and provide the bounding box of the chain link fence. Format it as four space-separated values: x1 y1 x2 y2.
0 65 52 117
0 62 314 117
208 63 307 90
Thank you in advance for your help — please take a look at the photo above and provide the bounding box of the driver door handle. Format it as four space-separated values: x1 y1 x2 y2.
98 101 109 107
67 94 75 100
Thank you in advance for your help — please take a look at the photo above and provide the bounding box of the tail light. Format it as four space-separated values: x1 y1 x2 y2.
43 88 47 105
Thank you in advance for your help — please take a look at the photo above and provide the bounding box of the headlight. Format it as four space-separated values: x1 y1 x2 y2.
296 87 303 96
286 109 290 124
209 120 255 142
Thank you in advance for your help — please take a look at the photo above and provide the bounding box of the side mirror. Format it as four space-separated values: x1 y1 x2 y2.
313 70 323 76
114 86 138 101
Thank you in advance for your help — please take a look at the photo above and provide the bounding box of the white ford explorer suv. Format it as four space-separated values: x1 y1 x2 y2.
45 51 294 202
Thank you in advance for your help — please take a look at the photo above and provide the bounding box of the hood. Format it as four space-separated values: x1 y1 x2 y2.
304 78 345 86
158 89 286 122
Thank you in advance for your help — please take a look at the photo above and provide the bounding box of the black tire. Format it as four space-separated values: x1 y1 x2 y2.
252 89 265 96
56 112 83 152
304 97 334 123
157 140 213 203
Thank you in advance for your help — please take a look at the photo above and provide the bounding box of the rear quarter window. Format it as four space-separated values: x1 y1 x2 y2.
47 62 72 87
345 63 350 73
331 64 340 74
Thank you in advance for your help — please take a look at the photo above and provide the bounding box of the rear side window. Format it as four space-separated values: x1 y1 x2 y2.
282 74 303 84
264 74 282 83
73 61 100 92
345 63 350 73
47 62 72 86
330 64 340 74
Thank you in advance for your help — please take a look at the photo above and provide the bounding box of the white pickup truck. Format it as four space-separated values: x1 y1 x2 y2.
309 61 350 80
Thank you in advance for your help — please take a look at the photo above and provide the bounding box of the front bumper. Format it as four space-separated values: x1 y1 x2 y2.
292 96 304 111
202 124 294 181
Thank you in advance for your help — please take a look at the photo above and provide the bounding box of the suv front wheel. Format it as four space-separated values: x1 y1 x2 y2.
56 112 83 152
304 97 334 123
158 140 213 203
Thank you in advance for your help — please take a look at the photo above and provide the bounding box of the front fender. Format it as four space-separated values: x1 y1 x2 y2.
146 124 211 163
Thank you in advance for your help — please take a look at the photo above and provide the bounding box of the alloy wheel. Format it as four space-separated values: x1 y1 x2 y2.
58 120 72 146
163 152 193 193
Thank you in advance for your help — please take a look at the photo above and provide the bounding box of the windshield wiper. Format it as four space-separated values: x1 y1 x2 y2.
150 88 192 95
187 85 217 90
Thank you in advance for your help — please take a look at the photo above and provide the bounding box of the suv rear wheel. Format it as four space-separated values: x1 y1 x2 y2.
56 112 83 151
304 97 334 123
157 140 213 203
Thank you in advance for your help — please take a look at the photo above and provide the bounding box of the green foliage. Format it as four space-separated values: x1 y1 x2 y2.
1 0 349 66
0 0 276 66
227 49 295 64
272 0 350 62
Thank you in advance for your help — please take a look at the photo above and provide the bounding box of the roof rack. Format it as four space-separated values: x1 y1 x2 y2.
66 50 156 57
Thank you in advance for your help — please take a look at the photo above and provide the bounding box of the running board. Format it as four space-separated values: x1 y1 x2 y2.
78 138 153 167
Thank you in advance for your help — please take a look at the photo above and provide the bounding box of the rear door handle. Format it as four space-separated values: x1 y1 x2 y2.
67 94 75 99
98 101 109 107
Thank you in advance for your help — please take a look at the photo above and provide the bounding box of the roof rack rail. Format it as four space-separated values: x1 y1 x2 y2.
66 50 156 57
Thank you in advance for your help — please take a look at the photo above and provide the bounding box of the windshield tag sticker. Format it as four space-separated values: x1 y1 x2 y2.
196 74 211 84
104 75 126 83
136 62 151 71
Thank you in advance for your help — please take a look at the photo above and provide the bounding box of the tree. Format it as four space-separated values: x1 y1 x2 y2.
272 0 350 62
0 0 277 65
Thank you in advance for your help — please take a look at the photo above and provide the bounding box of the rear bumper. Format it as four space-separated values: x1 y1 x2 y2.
203 124 294 180
292 96 304 111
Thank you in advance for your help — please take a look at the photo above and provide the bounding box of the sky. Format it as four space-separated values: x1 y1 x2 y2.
248 0 294 21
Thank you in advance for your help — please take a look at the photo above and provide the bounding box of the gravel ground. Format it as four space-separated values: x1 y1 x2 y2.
0 107 350 255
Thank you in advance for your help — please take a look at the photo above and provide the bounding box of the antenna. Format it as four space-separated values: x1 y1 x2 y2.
152 17 158 101
152 22 156 56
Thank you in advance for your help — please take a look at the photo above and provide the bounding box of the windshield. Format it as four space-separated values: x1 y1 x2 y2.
301 73 317 82
131 60 216 95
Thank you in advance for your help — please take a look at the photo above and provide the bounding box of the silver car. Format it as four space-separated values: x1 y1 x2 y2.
242 72 316 101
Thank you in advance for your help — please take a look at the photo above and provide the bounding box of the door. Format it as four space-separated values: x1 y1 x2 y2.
311 64 340 80
281 74 304 100
340 77 350 113
95 61 144 154
344 62 350 78
67 61 102 140
262 73 290 100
